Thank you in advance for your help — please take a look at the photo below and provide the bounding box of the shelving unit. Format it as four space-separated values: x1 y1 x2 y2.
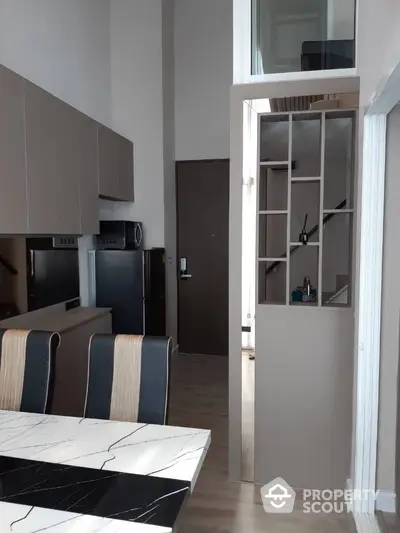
259 257 287 262
323 209 354 214
258 210 288 215
289 242 319 247
256 108 356 307
260 161 289 167
291 177 321 182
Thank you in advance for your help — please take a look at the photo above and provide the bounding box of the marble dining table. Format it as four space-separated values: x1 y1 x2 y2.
0 410 211 532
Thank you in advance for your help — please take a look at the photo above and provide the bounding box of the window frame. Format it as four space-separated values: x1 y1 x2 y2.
233 0 358 85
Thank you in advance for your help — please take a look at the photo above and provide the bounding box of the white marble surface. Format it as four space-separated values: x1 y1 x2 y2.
0 410 210 489
0 411 211 532
0 502 171 532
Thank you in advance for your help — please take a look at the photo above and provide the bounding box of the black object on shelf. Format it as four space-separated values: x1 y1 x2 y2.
266 198 347 278
301 39 355 71
299 213 309 245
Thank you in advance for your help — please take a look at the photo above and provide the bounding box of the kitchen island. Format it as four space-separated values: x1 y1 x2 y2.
0 304 112 416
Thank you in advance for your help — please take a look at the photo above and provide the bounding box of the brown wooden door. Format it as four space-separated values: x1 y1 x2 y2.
177 160 229 356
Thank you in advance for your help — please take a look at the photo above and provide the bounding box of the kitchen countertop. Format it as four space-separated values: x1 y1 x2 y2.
0 306 111 333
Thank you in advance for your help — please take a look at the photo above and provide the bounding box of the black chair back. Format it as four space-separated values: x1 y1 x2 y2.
84 334 171 425
0 329 60 414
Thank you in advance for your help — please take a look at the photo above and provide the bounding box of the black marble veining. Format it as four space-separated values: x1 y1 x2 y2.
0 455 190 527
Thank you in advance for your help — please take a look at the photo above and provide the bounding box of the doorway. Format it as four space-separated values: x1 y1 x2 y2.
176 160 229 356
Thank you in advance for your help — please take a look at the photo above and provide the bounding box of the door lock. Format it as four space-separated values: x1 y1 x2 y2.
180 257 192 280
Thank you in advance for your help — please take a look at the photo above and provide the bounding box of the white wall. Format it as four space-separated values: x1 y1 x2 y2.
0 0 111 126
376 105 400 492
255 306 353 489
163 0 178 344
100 0 165 249
358 1 400 106
174 0 232 160
355 0 400 493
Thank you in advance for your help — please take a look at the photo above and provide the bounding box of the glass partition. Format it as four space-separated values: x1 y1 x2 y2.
252 0 356 75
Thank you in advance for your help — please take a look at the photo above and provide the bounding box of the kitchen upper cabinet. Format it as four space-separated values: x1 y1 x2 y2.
0 64 134 236
118 135 134 201
25 82 81 234
98 124 134 201
72 111 99 235
0 65 28 234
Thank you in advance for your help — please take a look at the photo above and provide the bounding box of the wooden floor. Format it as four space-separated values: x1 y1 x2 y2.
169 353 356 533
377 511 400 533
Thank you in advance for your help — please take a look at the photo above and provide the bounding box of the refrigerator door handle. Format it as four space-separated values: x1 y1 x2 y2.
88 251 97 307
29 250 35 278
142 253 146 335
144 251 151 298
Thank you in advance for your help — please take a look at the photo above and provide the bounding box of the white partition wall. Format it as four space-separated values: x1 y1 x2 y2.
254 305 354 488
229 76 360 485
254 109 356 489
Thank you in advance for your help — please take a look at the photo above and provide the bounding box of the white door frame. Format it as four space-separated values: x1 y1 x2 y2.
352 61 400 533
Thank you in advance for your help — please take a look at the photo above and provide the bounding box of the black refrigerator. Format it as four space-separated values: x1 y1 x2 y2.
27 239 80 312
93 248 166 336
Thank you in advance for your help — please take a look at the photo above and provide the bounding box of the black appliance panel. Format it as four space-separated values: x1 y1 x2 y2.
95 250 144 335
28 250 79 311
26 237 78 250
144 249 166 336
145 298 166 337
144 249 165 299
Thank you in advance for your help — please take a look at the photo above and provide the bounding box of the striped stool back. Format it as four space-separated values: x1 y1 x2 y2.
0 329 60 414
84 334 171 425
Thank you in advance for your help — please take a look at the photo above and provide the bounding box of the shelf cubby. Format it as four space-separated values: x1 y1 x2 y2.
257 109 356 307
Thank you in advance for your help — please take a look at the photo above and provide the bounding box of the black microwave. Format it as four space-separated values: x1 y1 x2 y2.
97 221 144 250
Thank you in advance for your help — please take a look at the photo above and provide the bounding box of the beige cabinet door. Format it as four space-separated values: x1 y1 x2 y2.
0 65 28 233
98 124 120 199
118 136 134 201
98 124 134 201
25 82 80 234
73 112 99 235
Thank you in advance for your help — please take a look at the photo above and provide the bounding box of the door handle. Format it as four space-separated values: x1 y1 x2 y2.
30 250 35 278
180 274 192 279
